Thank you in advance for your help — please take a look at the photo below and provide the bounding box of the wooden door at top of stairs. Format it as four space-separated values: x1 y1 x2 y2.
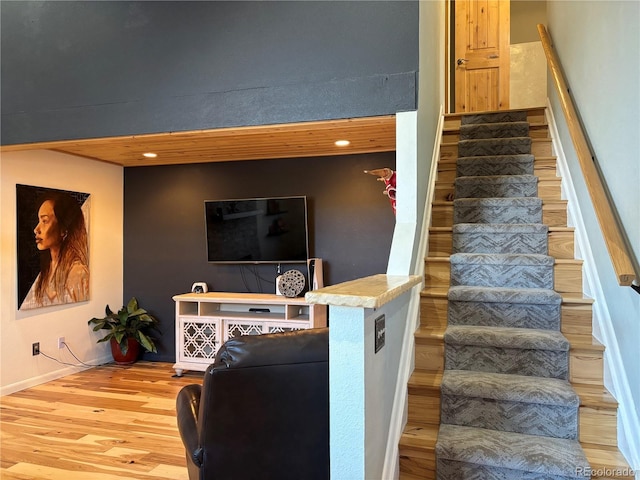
454 0 510 112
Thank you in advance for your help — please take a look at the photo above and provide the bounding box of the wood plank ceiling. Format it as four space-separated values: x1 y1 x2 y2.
0 116 396 167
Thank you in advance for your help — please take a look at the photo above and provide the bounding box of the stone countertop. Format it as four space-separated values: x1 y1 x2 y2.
304 274 423 309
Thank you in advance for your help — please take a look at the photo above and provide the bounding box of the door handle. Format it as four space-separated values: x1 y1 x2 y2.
457 58 469 66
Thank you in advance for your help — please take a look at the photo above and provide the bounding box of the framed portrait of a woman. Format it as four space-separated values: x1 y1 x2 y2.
17 185 90 311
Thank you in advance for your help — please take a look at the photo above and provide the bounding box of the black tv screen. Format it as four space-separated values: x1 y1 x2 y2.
205 196 309 263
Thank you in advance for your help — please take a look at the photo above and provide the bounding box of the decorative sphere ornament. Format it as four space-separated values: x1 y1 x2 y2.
277 270 306 298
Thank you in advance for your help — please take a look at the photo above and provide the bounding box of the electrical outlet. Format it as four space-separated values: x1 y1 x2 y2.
32 342 40 355
57 337 65 349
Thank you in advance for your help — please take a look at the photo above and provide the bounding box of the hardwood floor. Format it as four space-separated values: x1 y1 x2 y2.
0 362 203 479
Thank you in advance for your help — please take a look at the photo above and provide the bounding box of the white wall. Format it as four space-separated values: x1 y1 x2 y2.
511 0 547 44
545 0 640 466
328 287 417 479
415 0 447 271
1 150 123 395
510 41 547 109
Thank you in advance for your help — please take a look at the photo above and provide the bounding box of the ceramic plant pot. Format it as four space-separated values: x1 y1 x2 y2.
110 337 141 365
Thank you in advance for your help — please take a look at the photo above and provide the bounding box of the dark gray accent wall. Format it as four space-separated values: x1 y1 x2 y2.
2 1 417 362
1 1 418 144
125 153 396 361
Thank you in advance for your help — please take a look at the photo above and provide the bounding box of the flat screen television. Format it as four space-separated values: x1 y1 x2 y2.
205 196 309 264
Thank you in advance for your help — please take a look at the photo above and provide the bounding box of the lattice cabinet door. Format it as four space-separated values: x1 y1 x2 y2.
178 317 222 365
266 322 308 334
224 320 265 341
224 319 309 342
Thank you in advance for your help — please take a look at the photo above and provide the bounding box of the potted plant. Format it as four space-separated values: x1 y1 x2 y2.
88 297 160 365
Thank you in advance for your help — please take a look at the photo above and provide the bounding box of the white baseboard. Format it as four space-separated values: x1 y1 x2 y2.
1 354 113 396
546 100 640 470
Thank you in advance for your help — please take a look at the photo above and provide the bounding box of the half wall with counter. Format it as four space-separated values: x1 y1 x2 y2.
305 273 422 479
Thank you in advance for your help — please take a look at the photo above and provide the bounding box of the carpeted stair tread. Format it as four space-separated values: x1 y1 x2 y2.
447 286 562 330
450 253 554 266
455 175 538 198
449 253 555 289
445 337 569 378
453 197 543 224
460 110 529 125
455 174 538 185
457 154 535 177
453 223 548 234
436 424 590 478
448 285 561 305
444 325 569 351
458 137 532 157
441 370 579 407
440 371 580 439
459 121 530 140
452 223 549 255
454 197 542 207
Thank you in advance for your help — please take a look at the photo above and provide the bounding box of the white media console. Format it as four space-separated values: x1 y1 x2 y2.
172 291 327 376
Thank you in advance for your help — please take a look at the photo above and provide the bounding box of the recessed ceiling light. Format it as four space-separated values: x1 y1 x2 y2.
143 152 158 158
335 140 350 147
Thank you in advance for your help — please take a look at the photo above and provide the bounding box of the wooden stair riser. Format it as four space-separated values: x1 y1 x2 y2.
532 159 560 180
405 372 620 445
414 339 603 386
437 157 559 183
434 178 562 203
420 294 595 337
399 442 636 480
570 349 604 386
415 330 604 386
419 295 448 330
440 139 553 161
428 228 575 259
406 389 617 447
549 229 576 259
431 202 568 228
399 457 436 480
414 339 445 371
561 304 594 336
399 425 438 479
441 124 550 144
414 329 605 390
579 406 618 447
408 392 441 426
400 368 617 477
561 303 594 336
442 108 547 130
424 258 583 293
583 445 637 480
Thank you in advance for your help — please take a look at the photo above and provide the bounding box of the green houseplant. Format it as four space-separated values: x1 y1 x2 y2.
88 297 160 364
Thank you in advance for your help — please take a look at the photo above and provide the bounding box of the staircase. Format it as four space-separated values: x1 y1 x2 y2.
398 107 634 479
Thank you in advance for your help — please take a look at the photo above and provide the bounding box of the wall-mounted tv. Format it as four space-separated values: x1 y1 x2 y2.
205 196 309 264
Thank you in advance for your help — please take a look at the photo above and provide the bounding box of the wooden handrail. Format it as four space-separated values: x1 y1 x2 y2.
537 24 637 287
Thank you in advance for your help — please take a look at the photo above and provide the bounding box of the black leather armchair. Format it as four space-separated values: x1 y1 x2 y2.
176 328 329 480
